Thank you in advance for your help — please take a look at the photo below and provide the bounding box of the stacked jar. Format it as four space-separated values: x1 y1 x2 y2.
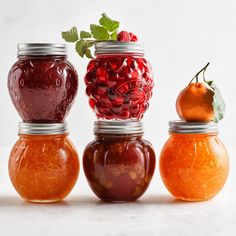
159 70 229 201
83 41 156 202
7 43 80 202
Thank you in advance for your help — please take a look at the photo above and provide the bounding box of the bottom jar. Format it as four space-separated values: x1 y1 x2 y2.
83 121 156 202
9 123 79 203
159 121 229 201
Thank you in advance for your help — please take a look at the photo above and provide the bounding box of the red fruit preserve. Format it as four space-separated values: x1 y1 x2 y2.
8 43 78 123
84 42 154 120
83 121 156 202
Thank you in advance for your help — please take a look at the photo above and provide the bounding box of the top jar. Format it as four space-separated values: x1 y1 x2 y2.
84 42 154 120
8 43 78 123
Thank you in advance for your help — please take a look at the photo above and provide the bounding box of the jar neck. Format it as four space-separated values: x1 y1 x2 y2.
94 133 143 141
170 132 218 137
19 133 68 140
95 53 144 58
18 55 67 60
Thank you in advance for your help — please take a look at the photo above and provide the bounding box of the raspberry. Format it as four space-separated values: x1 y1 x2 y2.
117 31 131 42
129 32 138 42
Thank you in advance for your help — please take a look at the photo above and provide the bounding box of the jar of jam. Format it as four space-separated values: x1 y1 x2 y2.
83 121 156 202
9 123 79 203
8 43 78 123
159 121 229 201
84 42 154 120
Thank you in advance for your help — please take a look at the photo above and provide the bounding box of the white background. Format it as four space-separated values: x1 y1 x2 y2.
0 0 236 235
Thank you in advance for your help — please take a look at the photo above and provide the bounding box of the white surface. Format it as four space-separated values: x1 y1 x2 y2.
0 146 235 236
0 0 236 235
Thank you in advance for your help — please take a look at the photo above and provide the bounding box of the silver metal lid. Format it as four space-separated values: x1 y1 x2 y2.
95 41 144 56
94 121 144 134
169 120 218 134
17 43 67 56
18 122 69 135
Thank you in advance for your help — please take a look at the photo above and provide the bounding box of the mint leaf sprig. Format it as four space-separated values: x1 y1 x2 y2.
61 13 119 59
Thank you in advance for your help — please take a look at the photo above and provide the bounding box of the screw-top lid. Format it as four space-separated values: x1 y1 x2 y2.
94 120 144 134
95 41 144 56
18 122 69 135
169 120 218 134
17 43 67 56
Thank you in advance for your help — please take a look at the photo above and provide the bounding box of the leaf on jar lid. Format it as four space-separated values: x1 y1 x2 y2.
99 13 120 32
61 27 78 42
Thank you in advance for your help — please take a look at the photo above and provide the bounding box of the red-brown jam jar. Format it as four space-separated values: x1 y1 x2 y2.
9 123 79 203
8 43 78 123
84 42 154 120
83 121 156 202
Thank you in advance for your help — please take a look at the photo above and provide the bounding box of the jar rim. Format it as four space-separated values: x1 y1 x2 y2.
95 41 144 56
94 120 144 134
18 122 69 135
17 43 67 56
169 120 218 134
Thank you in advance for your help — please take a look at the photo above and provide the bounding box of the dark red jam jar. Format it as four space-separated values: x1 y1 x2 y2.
8 43 78 123
84 42 154 120
83 121 156 202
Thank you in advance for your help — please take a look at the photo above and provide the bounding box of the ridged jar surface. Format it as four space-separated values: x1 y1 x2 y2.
9 134 79 202
8 56 78 122
84 55 154 119
159 133 229 201
83 135 156 202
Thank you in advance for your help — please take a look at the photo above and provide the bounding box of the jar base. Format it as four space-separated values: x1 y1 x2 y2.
26 199 62 203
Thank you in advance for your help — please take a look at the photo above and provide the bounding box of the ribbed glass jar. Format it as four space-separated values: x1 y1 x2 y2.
8 43 78 122
159 121 229 201
84 42 154 120
9 123 79 203
83 121 156 202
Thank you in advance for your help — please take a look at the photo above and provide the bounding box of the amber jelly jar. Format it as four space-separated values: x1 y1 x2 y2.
159 121 229 201
9 122 79 203
83 121 156 202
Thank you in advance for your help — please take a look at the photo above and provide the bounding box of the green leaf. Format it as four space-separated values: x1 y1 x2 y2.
110 31 118 40
85 48 93 59
75 40 95 58
99 13 120 32
206 81 226 122
80 31 92 39
61 27 78 42
90 24 110 40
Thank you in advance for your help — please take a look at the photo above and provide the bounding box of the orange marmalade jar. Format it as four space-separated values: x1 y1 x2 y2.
159 121 229 201
9 123 79 203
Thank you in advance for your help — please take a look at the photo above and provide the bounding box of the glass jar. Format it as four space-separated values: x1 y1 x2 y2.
8 43 78 123
84 42 154 120
9 123 79 203
159 121 229 201
83 121 156 202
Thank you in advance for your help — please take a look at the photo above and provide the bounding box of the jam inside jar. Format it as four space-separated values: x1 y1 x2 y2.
83 121 156 202
8 43 78 123
9 123 79 203
84 42 154 120
159 121 229 201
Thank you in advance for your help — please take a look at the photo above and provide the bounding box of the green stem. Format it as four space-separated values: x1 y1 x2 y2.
189 62 210 84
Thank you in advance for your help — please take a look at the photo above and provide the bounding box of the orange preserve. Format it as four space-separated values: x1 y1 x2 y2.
9 123 79 203
159 121 229 201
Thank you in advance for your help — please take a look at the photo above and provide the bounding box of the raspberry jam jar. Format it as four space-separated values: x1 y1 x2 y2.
83 121 156 202
159 121 229 201
8 43 78 123
84 42 154 120
9 123 79 203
